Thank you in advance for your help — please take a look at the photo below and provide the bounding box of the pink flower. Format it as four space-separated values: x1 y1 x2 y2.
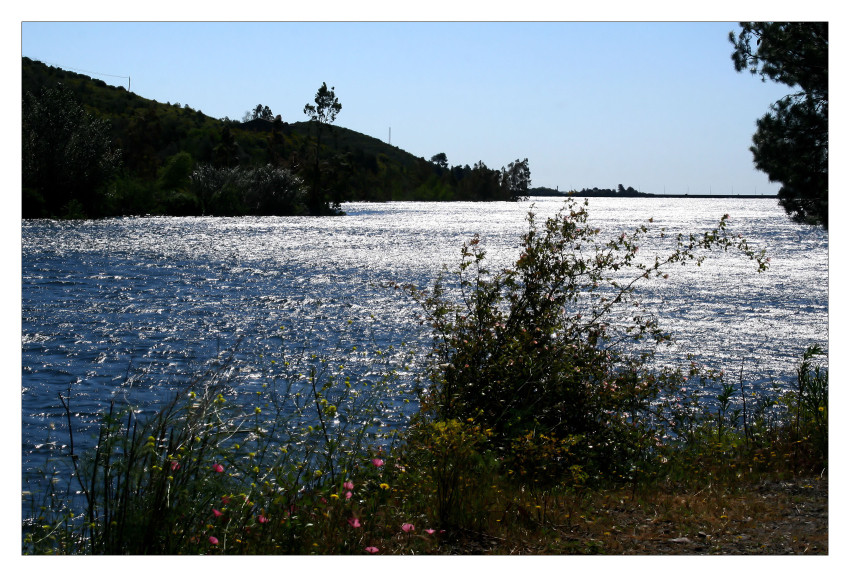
371 458 384 467
212 463 224 473
425 529 436 535
343 481 354 490
348 517 361 528
365 546 379 554
345 491 352 500
401 523 415 533
212 508 222 518
258 515 269 524
209 536 219 545
170 460 180 471
221 496 230 505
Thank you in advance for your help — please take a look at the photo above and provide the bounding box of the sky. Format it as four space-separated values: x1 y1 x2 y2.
19 20 799 196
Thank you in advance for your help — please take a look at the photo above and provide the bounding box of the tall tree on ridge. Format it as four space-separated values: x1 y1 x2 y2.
303 82 342 215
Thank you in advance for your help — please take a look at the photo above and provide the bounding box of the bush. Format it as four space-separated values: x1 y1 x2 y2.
407 199 768 484
189 163 307 216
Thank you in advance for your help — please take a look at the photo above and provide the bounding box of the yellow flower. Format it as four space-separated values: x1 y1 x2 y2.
379 483 390 490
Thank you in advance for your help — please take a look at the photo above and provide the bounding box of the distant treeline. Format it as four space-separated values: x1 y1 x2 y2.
530 185 776 199
530 184 652 197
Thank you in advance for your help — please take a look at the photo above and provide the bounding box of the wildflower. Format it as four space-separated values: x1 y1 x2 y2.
213 463 224 473
379 483 390 490
425 529 436 535
254 407 262 414
348 517 361 528
209 536 219 545
345 491 352 500
365 546 379 554
221 496 230 505
171 460 180 471
258 515 269 524
343 481 354 490
401 523 415 533
371 458 384 467
212 508 222 518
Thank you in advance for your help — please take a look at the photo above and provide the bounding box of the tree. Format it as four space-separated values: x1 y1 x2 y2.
22 85 121 218
430 152 449 169
213 125 239 168
730 22 828 228
303 82 343 215
251 104 273 121
502 158 531 201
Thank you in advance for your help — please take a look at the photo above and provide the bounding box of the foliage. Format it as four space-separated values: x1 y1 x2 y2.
303 82 344 215
22 84 122 218
189 163 307 216
406 199 769 485
398 418 496 529
730 22 828 228
502 158 531 201
783 344 828 467
23 319 417 554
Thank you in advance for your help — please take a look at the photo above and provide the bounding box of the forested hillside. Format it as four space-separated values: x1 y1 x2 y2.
22 57 531 218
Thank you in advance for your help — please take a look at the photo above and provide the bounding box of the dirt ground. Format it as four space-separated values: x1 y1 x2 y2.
444 476 828 555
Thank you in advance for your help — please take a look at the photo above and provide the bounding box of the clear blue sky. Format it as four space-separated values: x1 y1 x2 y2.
19 21 801 195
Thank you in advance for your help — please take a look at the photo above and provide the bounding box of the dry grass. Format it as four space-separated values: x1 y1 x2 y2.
410 474 828 555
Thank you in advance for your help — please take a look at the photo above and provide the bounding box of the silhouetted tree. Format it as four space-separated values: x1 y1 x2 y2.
730 22 828 228
430 152 449 169
22 84 121 217
502 158 531 201
303 82 342 215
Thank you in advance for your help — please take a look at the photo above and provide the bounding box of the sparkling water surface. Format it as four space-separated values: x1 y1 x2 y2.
21 197 828 479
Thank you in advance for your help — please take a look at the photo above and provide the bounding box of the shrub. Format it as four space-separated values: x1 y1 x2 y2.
189 163 307 216
407 199 768 484
783 344 828 470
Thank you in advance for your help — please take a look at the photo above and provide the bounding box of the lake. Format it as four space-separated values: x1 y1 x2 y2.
21 197 828 482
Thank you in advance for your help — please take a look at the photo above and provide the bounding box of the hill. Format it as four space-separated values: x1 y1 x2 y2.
22 57 530 218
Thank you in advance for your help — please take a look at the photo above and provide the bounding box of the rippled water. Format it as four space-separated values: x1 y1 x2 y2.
21 197 828 480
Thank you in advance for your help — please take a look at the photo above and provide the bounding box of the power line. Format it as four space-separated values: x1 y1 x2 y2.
32 58 130 89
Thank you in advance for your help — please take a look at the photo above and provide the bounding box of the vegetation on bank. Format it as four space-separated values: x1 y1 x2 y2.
22 57 531 219
22 200 827 555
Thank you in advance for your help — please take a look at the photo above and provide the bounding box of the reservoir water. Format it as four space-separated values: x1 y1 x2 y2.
21 197 828 483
